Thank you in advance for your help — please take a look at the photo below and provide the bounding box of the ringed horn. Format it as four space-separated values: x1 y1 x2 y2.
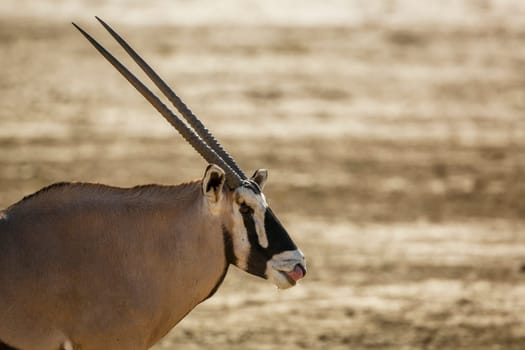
0 17 306 350
72 17 246 188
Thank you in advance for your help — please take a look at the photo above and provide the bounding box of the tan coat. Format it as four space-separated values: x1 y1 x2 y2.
0 181 229 350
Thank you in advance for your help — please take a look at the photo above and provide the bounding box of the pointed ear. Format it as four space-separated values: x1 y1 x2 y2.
251 169 268 190
202 164 226 203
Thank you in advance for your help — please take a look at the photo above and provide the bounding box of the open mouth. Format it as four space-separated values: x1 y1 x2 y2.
279 264 306 286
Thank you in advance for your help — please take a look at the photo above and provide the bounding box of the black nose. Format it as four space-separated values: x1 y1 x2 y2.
264 208 298 255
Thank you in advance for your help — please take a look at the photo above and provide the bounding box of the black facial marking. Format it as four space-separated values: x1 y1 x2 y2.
242 180 261 195
264 207 297 255
222 226 237 266
203 227 236 301
239 202 253 215
237 181 298 279
240 207 268 278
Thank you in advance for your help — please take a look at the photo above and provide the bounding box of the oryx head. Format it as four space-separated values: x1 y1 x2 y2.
74 18 306 289
202 165 306 289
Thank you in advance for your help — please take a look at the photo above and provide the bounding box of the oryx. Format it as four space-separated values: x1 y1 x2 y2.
0 18 306 350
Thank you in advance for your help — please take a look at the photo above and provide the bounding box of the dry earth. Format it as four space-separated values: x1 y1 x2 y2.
1 1 525 349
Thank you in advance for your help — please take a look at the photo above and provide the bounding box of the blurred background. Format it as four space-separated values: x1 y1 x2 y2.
1 1 525 349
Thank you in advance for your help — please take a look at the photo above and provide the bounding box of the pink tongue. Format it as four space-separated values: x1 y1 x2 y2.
286 265 304 281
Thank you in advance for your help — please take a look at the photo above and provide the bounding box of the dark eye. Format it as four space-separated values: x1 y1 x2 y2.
239 203 253 215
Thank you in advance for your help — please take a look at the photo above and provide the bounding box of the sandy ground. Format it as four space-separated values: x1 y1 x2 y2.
1 1 525 349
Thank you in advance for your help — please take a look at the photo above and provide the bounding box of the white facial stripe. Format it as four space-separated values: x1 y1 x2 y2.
260 193 268 208
236 187 269 248
236 187 268 208
253 206 268 248
230 206 250 270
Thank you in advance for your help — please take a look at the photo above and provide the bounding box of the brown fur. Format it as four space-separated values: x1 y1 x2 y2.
0 180 230 350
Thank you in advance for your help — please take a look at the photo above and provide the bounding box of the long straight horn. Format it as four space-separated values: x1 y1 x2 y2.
94 17 247 181
72 22 242 188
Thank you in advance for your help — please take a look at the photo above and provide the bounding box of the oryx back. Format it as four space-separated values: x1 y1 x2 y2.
0 17 307 350
0 182 228 350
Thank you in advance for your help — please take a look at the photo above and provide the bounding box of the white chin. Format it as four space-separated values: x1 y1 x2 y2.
267 267 296 289
265 249 306 289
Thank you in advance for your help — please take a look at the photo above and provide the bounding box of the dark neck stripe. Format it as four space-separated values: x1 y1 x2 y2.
203 227 236 301
222 226 237 266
